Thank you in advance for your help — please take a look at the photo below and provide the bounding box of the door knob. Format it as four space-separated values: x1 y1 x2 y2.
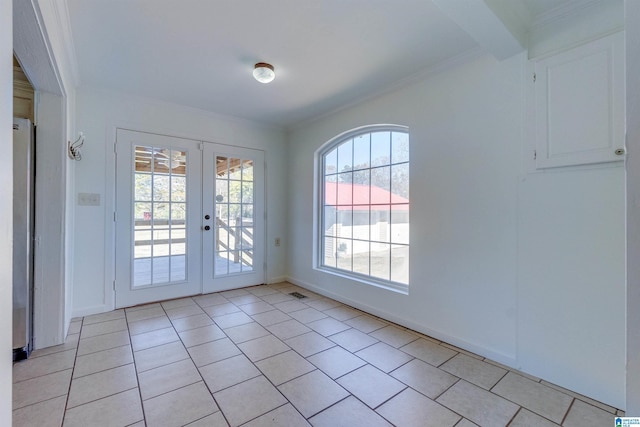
204 214 211 220
204 225 211 231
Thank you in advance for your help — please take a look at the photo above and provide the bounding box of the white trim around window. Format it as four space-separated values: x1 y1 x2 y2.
314 124 409 294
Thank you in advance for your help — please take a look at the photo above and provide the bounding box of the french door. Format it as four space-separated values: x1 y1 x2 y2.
115 129 264 308
202 143 264 293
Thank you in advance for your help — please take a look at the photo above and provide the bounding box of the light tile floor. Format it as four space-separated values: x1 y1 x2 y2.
13 282 625 427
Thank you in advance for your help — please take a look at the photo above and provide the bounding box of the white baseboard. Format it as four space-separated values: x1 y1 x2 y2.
72 304 113 319
285 275 517 369
266 276 288 285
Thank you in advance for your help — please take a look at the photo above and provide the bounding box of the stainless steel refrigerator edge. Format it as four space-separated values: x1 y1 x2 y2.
13 118 34 361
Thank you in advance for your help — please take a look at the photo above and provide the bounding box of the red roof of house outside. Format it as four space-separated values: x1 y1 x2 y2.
324 182 409 211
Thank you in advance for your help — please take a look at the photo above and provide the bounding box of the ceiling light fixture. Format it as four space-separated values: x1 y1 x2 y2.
253 62 275 84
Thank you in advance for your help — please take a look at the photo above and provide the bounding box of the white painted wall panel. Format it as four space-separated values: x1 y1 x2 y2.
72 88 287 316
518 167 625 407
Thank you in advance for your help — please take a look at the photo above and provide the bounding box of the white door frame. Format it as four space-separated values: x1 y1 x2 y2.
14 0 74 348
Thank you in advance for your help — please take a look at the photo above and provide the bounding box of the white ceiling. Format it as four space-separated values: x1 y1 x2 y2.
66 0 584 128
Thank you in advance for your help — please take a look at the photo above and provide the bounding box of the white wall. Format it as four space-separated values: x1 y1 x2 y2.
72 87 287 316
517 166 624 406
626 0 640 415
287 49 626 408
289 52 522 365
0 0 13 423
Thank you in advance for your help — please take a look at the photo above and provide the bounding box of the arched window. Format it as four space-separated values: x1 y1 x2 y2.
317 125 409 291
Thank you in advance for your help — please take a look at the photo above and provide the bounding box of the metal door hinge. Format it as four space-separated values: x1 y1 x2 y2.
112 280 116 290
534 150 537 160
533 73 536 83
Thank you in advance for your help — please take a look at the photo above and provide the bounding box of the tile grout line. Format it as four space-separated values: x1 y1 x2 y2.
560 397 576 426
71 362 136 380
372 384 410 412
505 404 523 426
170 299 233 427
487 374 573 426
124 307 150 427
258 290 400 423
219 289 344 424
540 380 619 415
427 380 471 427
488 368 511 394
60 317 83 427
433 377 462 404
65 385 139 412
43 284 622 427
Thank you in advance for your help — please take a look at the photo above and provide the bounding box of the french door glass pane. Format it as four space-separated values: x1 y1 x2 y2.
215 156 255 277
133 145 187 287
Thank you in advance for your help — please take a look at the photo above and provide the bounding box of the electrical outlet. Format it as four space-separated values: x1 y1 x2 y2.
275 238 281 247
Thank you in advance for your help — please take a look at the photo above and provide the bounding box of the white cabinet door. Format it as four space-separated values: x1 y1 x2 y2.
115 129 203 308
533 32 625 169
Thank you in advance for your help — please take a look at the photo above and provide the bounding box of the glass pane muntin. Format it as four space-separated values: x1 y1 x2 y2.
214 155 255 277
133 145 188 287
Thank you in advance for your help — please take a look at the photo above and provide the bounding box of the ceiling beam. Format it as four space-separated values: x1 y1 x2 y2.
432 0 526 60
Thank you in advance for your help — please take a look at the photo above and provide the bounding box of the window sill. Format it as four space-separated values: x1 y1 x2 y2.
315 266 409 295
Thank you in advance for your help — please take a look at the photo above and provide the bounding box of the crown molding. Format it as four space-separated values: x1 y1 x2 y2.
529 0 606 30
51 0 80 86
289 47 487 132
41 0 80 88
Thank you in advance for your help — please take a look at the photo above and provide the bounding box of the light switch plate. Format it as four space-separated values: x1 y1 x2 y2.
78 192 101 206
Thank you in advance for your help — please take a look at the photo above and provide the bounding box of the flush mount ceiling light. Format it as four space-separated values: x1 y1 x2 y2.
253 62 275 84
